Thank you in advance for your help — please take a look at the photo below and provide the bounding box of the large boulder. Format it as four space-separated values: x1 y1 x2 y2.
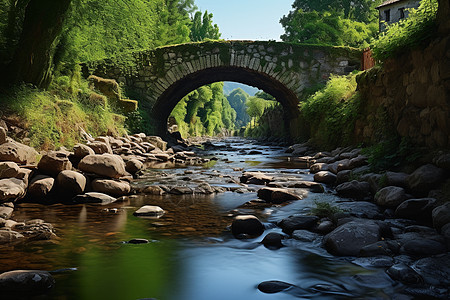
0 162 20 179
133 205 165 217
374 186 407 207
310 163 328 173
385 171 409 188
432 202 450 230
407 164 446 195
0 230 24 244
143 136 167 151
0 202 13 219
28 175 54 200
278 215 319 234
324 219 381 256
91 179 131 197
37 151 72 177
257 187 301 204
0 178 26 203
411 253 450 287
0 127 6 144
56 170 87 197
395 198 437 221
0 270 55 294
87 141 113 154
125 159 143 175
0 141 39 165
240 172 273 185
73 144 95 159
231 215 264 238
313 171 337 184
78 154 128 179
335 180 371 200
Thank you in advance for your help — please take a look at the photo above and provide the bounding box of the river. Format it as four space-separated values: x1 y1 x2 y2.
1 138 403 299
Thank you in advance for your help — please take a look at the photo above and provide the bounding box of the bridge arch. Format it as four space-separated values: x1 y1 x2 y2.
85 41 362 137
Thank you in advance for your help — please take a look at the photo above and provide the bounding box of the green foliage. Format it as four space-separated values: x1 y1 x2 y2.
227 88 250 128
190 10 221 42
244 103 287 138
371 0 438 61
310 200 343 219
300 73 361 149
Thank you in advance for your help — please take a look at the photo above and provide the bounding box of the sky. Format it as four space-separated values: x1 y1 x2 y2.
194 0 294 41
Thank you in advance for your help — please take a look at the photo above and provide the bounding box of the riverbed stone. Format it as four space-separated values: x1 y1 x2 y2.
278 215 319 234
143 136 167 151
0 270 55 294
73 144 95 158
78 154 128 179
56 170 87 196
0 178 26 203
386 171 409 188
196 182 214 194
386 263 423 285
231 215 264 238
0 141 39 165
324 219 381 256
240 171 273 185
0 127 6 145
0 162 20 179
395 198 437 221
258 280 295 294
335 180 371 200
261 232 284 249
91 179 131 197
337 201 383 219
292 230 320 242
310 163 328 173
0 203 13 219
375 186 407 207
125 159 143 175
400 238 447 256
411 253 450 287
141 185 165 195
169 186 193 195
16 168 32 186
38 151 72 177
0 229 24 244
71 192 117 205
313 171 336 184
28 175 54 200
407 164 446 195
133 205 165 217
288 181 324 193
432 202 450 230
257 187 301 203
336 170 351 184
87 141 113 154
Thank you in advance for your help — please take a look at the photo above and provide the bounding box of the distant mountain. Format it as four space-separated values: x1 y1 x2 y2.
223 82 260 96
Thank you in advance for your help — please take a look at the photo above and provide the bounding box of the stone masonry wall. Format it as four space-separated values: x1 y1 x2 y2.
356 35 450 148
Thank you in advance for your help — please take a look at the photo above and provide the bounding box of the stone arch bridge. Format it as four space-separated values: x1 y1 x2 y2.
83 41 362 137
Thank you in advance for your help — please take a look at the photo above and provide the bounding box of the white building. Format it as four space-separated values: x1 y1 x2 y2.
376 0 421 31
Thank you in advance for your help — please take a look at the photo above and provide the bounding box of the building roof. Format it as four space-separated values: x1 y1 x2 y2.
376 0 408 9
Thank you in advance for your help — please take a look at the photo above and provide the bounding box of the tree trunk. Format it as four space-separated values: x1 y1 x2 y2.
8 0 71 88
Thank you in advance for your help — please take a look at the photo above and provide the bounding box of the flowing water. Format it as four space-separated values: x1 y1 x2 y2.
1 138 402 299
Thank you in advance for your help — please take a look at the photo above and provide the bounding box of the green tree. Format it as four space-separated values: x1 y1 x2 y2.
227 88 250 127
190 10 221 41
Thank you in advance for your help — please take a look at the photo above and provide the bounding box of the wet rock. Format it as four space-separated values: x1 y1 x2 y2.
78 154 128 179
37 151 72 177
196 182 214 194
386 171 409 188
257 187 301 204
125 159 143 175
442 223 450 247
348 155 368 169
91 179 131 197
313 171 336 184
432 202 450 230
0 229 24 244
87 141 113 154
434 153 450 171
0 141 39 165
127 238 149 244
352 256 394 268
56 170 87 197
336 170 351 184
72 192 117 205
240 172 273 185
278 215 319 234
335 180 371 200
143 136 167 151
231 215 264 238
261 232 284 249
360 241 401 256
169 186 193 195
258 280 294 294
133 205 165 217
328 159 350 174
395 198 437 221
337 201 383 219
315 219 335 234
292 230 320 242
352 273 395 289
141 186 165 195
387 263 423 285
238 199 272 209
0 202 13 219
411 253 450 286
16 221 57 241
407 164 446 195
324 219 381 256
400 238 447 256
0 162 20 179
28 175 54 200
375 186 407 207
310 163 328 174
0 178 26 202
289 181 324 193
0 270 55 294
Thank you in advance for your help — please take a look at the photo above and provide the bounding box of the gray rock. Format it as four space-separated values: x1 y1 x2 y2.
0 229 24 244
360 241 401 256
196 182 214 194
387 263 423 285
28 175 54 200
0 162 20 179
395 198 437 221
78 154 128 179
16 168 32 186
261 232 284 249
56 170 87 196
141 185 165 195
411 253 450 286
240 171 273 185
335 180 371 200
292 230 320 242
336 170 351 184
37 151 72 177
400 238 447 256
352 256 394 268
231 215 264 238
0 178 26 202
386 171 409 188
0 141 39 165
375 186 407 207
348 155 368 169
278 215 319 234
73 144 95 158
324 219 381 256
0 270 55 294
258 281 295 294
310 163 328 173
87 141 113 154
72 192 117 205
432 202 450 230
127 238 149 244
288 181 324 193
407 164 445 195
313 171 337 184
133 205 165 217
434 153 450 171
169 186 193 195
91 179 131 197
315 220 335 234
337 201 383 219
442 223 450 247
257 187 301 204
